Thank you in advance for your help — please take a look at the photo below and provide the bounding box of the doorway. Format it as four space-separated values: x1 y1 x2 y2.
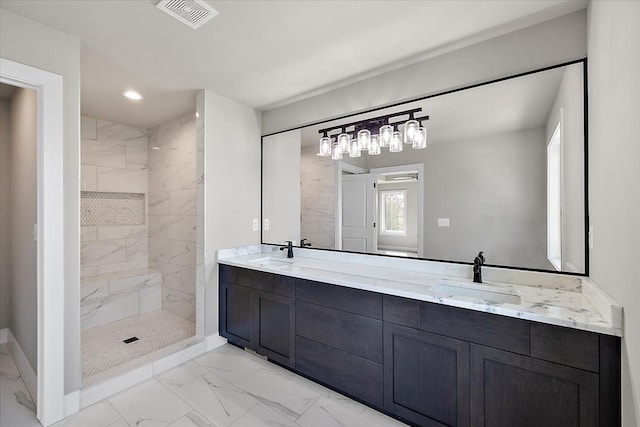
336 162 424 257
0 58 66 426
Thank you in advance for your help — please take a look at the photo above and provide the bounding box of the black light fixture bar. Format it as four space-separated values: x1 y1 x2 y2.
318 107 423 137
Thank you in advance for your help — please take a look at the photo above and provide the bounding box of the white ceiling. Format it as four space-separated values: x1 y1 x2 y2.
0 0 586 129
300 64 570 147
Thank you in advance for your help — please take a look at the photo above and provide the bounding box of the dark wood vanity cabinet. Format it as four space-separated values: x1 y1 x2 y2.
295 278 384 408
219 265 295 367
470 344 598 427
219 267 621 427
384 323 470 426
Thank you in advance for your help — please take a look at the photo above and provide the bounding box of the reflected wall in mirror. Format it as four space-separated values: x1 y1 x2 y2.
262 60 587 274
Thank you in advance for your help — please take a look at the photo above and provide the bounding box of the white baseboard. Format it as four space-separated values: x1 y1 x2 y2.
6 329 38 405
206 333 227 351
0 328 7 344
64 390 80 417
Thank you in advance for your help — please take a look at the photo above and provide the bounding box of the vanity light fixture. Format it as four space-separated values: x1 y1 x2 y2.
123 90 143 101
317 108 429 160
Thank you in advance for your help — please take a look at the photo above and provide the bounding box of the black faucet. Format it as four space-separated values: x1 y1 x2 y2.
300 239 312 248
280 241 294 258
473 251 485 283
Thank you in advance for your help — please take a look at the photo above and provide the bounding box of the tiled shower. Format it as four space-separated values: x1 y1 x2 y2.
80 112 197 379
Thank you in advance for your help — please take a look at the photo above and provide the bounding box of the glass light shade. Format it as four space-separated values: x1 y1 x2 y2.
349 138 361 158
319 136 332 156
404 119 419 144
412 127 427 149
369 135 381 155
338 133 350 153
357 129 371 151
389 131 403 152
379 125 392 147
331 143 343 160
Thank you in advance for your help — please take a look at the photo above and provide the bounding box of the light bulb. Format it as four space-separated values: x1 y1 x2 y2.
413 127 427 149
404 120 419 144
357 129 371 151
318 136 332 156
349 138 361 158
369 135 381 155
379 125 392 147
338 133 350 153
331 143 343 160
389 131 403 153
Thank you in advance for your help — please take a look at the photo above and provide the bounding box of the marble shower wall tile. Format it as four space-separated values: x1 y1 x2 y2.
149 111 198 322
81 116 150 276
97 120 148 149
300 145 336 249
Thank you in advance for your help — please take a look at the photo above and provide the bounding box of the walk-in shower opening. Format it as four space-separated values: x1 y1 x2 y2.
80 112 198 381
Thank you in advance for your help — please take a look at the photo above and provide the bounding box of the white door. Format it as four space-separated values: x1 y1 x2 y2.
341 173 376 252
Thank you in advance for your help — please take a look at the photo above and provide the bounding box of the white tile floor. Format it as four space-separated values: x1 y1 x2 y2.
1 342 409 427
82 310 195 379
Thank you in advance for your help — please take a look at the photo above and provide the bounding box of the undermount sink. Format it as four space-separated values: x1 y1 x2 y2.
431 280 521 305
247 257 297 267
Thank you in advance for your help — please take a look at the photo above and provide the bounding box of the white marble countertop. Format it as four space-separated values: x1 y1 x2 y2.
218 246 622 337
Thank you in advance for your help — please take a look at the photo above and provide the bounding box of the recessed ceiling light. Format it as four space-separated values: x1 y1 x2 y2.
123 90 143 101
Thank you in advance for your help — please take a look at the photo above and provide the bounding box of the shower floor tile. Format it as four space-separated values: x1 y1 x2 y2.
82 310 195 379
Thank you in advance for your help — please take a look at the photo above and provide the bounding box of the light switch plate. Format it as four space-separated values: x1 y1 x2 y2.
252 219 259 231
438 218 450 227
264 219 270 230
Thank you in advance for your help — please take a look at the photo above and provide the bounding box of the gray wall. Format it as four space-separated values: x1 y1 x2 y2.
546 65 585 272
366 128 551 269
1 7 82 393
8 87 38 372
203 90 262 336
262 10 587 134
588 2 640 426
0 98 10 329
263 130 301 244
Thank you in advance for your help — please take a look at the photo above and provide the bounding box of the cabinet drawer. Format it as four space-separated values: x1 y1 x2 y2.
296 301 383 363
383 295 420 329
219 264 237 284
295 278 382 319
530 322 599 372
421 302 530 355
296 336 383 409
237 268 275 293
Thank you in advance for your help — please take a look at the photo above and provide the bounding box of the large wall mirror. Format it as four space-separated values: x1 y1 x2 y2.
262 60 587 274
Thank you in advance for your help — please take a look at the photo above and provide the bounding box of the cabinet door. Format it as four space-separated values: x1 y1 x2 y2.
384 323 470 427
219 281 253 349
253 291 295 368
470 344 599 427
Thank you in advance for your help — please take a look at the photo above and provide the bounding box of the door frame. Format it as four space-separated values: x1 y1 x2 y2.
334 161 367 250
370 163 424 257
1 58 65 425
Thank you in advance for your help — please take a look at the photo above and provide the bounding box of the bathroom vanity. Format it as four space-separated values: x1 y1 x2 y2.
218 247 621 427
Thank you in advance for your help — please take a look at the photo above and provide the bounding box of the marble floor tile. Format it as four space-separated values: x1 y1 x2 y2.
193 344 273 384
168 411 215 427
167 370 259 427
297 397 387 427
108 378 191 425
229 403 300 427
51 401 124 427
0 344 40 427
234 368 321 421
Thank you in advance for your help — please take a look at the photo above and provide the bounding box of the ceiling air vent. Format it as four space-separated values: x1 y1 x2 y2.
156 0 218 30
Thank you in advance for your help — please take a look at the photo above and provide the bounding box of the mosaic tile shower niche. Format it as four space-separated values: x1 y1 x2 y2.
81 191 145 226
